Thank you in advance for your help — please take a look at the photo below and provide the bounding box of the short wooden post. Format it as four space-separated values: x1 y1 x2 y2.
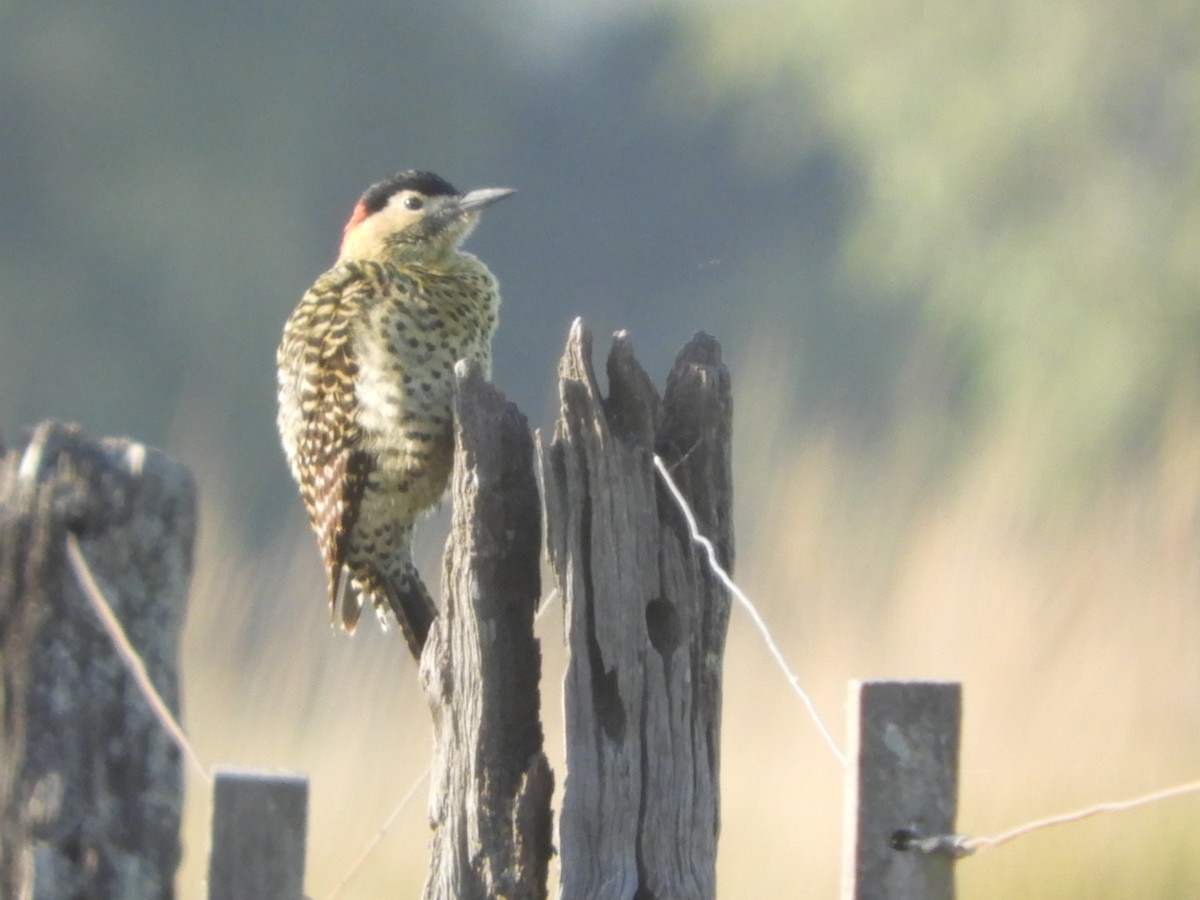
207 769 309 900
539 321 734 899
0 422 195 898
421 361 552 900
842 680 963 900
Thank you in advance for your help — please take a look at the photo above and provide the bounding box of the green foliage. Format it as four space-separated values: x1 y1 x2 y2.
661 0 1200 474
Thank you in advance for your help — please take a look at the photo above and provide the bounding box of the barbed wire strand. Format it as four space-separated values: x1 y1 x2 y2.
962 776 1200 853
652 454 847 767
326 586 561 899
66 533 212 786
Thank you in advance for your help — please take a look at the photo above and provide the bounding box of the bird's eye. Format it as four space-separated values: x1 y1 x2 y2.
403 195 424 211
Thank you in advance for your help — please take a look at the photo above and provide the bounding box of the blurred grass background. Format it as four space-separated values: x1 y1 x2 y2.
3 0 1199 895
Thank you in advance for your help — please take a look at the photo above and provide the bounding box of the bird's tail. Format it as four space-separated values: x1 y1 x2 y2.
379 563 437 659
332 561 437 659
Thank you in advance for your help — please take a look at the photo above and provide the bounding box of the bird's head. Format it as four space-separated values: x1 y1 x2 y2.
337 170 515 264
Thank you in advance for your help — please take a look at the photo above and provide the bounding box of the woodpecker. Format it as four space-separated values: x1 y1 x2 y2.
276 170 515 656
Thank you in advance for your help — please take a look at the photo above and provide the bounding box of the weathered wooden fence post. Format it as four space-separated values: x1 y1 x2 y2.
842 680 963 900
421 361 553 900
0 421 195 898
539 320 734 899
207 769 309 900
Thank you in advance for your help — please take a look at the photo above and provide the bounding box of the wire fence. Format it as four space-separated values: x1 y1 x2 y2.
66 533 212 787
64 460 1200 895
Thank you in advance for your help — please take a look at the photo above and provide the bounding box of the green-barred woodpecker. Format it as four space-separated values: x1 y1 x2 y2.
276 170 515 657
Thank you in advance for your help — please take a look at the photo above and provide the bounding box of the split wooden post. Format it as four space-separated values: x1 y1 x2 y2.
207 769 309 900
421 361 553 900
842 680 963 900
539 320 734 899
0 422 195 898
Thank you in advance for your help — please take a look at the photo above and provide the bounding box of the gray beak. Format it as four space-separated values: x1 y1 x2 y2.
454 187 517 214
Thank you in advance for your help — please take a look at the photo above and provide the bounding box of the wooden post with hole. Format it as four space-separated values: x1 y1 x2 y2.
539 319 735 899
0 422 195 898
842 680 963 900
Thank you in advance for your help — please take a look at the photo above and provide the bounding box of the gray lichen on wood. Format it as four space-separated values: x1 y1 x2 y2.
422 361 552 900
0 421 195 899
539 319 734 900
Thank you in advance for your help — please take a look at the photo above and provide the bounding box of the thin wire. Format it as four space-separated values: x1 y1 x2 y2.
652 454 846 767
326 768 431 899
329 448 854 894
535 587 560 620
962 777 1200 853
66 533 212 785
326 587 560 898
650 462 1200 858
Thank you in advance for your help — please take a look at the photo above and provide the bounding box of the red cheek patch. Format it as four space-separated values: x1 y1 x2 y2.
343 201 369 236
339 201 370 256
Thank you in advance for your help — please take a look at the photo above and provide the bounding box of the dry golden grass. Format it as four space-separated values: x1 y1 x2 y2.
174 375 1200 897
